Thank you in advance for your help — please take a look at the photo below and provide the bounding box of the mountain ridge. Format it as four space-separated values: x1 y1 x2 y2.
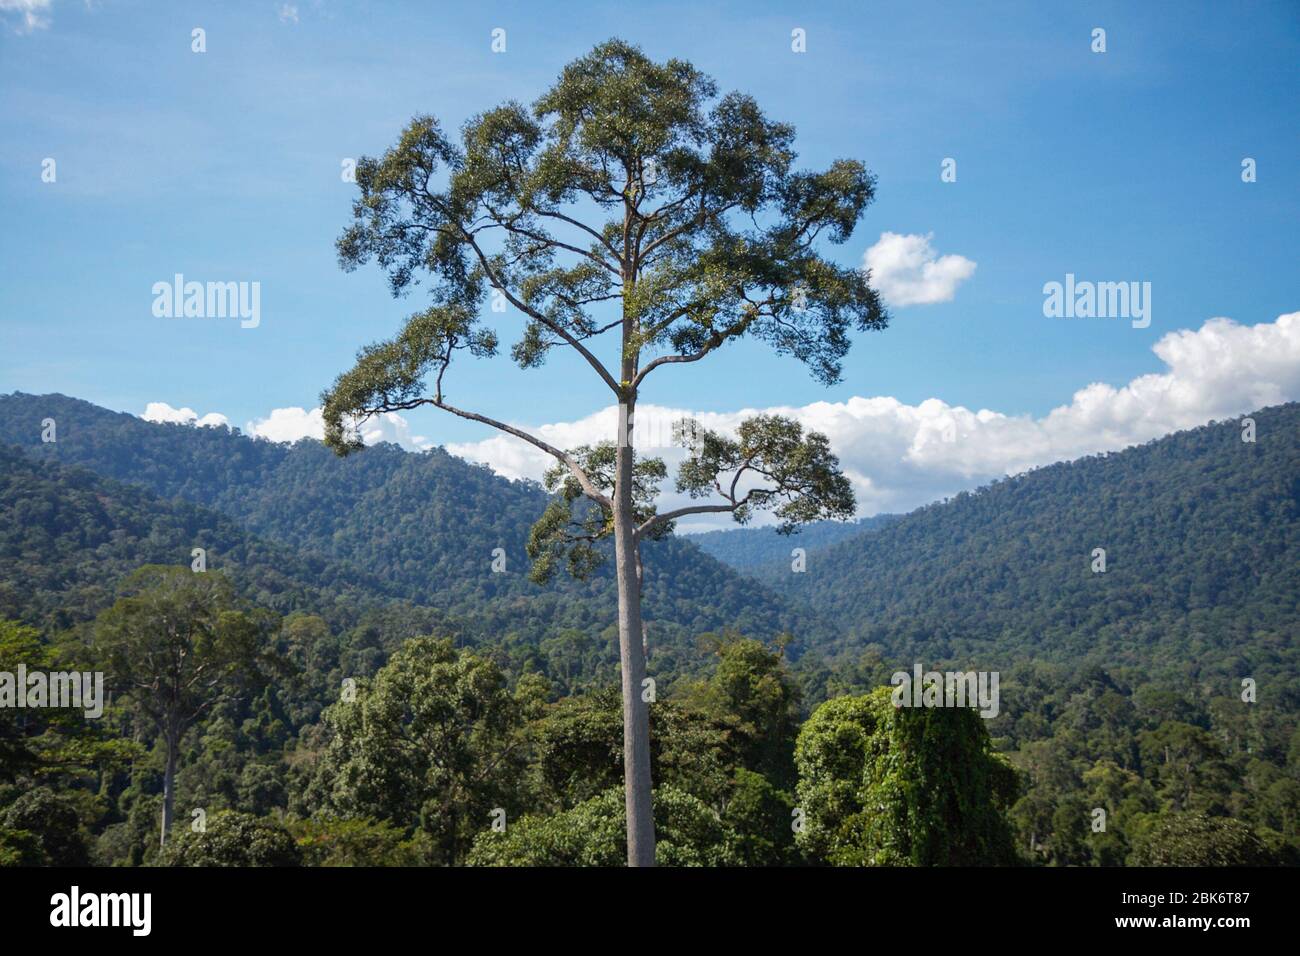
0 393 836 665
3 392 1296 691
753 403 1299 685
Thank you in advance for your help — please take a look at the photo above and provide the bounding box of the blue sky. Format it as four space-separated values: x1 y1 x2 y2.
2 0 1297 518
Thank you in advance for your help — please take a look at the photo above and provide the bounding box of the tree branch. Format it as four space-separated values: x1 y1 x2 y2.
456 226 623 395
634 493 756 540
363 382 611 509
630 313 755 389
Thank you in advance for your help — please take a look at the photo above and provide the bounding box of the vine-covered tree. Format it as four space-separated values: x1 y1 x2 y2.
795 688 1020 866
321 39 888 864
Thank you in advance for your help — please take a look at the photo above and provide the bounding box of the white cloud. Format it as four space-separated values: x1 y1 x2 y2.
243 406 323 443
140 402 431 452
0 0 52 32
864 231 976 306
448 406 624 483
448 311 1300 529
243 406 431 451
136 312 1300 530
142 402 229 429
278 3 299 24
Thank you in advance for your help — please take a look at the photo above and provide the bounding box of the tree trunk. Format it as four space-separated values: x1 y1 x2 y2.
615 401 656 866
160 732 177 848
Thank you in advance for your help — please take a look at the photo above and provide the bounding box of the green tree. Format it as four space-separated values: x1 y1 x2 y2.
1048 794 1094 866
0 620 45 782
467 785 732 867
720 768 798 866
289 817 426 867
0 787 89 866
0 619 135 789
698 636 802 789
1081 759 1157 866
531 685 733 811
539 628 592 691
305 636 525 864
161 810 300 867
1138 721 1235 813
320 39 887 865
1128 811 1273 866
0 827 43 867
95 566 275 846
795 688 1020 866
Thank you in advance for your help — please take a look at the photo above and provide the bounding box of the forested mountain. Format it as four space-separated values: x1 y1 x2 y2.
0 443 441 636
754 404 1300 687
686 514 898 573
1 393 1297 868
0 393 832 666
5 393 1296 686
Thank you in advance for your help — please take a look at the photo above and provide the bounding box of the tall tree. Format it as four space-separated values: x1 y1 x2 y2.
322 39 887 865
96 566 273 847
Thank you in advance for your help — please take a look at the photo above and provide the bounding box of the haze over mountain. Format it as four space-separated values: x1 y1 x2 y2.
686 515 898 573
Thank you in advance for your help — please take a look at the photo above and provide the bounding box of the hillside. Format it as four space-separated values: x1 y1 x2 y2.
759 404 1300 685
2 395 1297 870
0 443 448 637
5 393 1297 690
0 393 833 662
687 514 898 573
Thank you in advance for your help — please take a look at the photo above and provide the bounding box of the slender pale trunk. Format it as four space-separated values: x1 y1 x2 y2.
160 731 177 848
615 399 655 866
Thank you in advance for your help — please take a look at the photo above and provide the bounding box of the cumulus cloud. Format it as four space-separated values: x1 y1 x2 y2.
140 402 432 452
142 402 230 429
448 406 626 483
243 406 323 443
243 406 431 451
137 313 1300 529
0 0 52 32
864 231 976 306
448 312 1300 529
278 3 298 24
